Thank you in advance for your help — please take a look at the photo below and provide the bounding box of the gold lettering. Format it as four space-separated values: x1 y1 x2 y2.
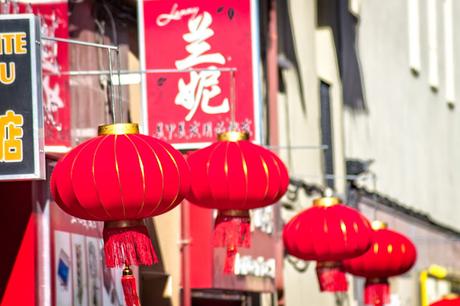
0 32 28 55
0 62 15 85
0 110 23 162
14 33 27 54
1 33 15 55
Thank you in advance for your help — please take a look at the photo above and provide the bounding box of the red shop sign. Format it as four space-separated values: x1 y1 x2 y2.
140 0 262 149
20 1 71 151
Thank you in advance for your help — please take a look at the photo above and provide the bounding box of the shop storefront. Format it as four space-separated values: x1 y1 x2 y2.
187 203 283 306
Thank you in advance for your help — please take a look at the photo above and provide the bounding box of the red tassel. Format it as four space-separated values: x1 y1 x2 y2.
213 210 251 274
315 261 348 292
122 265 141 306
365 278 390 306
224 246 238 274
103 220 157 268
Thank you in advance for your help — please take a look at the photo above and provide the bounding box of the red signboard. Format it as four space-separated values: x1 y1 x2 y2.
140 0 261 148
34 2 71 150
15 1 71 150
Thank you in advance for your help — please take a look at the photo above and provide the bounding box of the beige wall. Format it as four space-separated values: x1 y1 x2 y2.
344 0 460 230
279 0 348 305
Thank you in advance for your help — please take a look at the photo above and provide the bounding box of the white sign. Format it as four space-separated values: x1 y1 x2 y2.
233 253 275 279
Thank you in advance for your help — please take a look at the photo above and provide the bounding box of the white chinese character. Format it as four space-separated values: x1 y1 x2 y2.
165 123 177 140
228 121 239 131
189 121 200 137
202 122 213 137
43 76 64 132
175 69 229 121
40 12 65 133
156 122 165 139
175 12 229 121
178 121 186 138
175 12 225 70
241 118 252 132
214 121 226 134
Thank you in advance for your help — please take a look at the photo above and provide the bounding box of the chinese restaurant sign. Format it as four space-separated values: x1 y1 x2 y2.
0 15 44 180
30 2 71 151
140 0 262 148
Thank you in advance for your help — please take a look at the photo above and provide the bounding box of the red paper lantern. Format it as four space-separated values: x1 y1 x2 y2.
51 123 190 305
431 296 460 306
343 221 417 306
186 131 289 272
283 196 373 292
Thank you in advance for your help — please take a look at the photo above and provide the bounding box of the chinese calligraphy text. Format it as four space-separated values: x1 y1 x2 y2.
175 11 229 121
0 110 23 162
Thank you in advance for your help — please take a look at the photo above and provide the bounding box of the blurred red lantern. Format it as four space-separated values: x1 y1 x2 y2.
343 221 417 306
186 131 289 273
51 123 190 305
431 296 460 306
283 196 373 292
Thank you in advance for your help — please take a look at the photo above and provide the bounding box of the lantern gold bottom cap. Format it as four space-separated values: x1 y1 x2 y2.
98 123 139 136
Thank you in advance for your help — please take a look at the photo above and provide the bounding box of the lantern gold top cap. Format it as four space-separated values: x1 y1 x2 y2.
313 196 340 207
443 293 459 300
217 131 250 142
98 123 139 136
371 220 388 230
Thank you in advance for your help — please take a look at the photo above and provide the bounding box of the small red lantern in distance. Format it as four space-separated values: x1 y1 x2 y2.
283 196 373 292
186 131 289 273
343 221 417 306
431 295 460 306
51 123 190 306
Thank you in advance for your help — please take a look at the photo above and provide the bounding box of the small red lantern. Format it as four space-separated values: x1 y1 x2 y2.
343 221 417 306
431 296 460 306
283 196 373 292
51 123 190 305
186 131 289 273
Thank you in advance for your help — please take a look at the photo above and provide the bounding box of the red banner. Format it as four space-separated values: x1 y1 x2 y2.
141 0 261 148
26 2 71 150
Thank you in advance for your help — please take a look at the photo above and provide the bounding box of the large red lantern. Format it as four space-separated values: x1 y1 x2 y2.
283 196 373 292
343 221 417 306
51 123 190 305
431 296 460 306
186 131 289 273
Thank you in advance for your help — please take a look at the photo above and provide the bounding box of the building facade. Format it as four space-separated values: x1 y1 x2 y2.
2 1 460 306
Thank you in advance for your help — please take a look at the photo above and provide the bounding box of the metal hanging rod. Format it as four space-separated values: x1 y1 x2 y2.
42 68 238 76
265 144 328 150
41 36 118 50
291 173 374 180
40 36 122 124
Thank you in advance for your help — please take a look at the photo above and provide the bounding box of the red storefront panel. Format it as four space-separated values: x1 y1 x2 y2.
28 1 71 150
188 200 282 292
0 182 36 306
141 0 262 149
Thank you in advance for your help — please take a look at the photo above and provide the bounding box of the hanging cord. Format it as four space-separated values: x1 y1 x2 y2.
116 48 122 123
107 48 116 124
229 69 236 130
93 18 113 123
101 1 123 123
